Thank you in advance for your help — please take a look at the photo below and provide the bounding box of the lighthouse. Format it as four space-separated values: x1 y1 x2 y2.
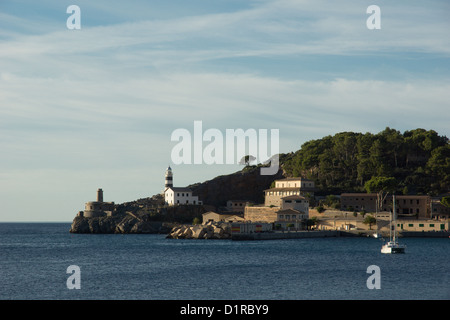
163 166 202 206
165 166 173 189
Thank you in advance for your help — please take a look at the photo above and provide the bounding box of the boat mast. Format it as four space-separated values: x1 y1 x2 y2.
392 194 396 244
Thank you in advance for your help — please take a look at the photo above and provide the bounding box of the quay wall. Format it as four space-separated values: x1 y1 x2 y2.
232 230 341 240
231 230 450 240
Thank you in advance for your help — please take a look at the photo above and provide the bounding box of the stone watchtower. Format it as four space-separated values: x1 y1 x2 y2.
97 188 103 202
81 188 115 218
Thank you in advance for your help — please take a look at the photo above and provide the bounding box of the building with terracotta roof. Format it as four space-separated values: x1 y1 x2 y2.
264 177 315 207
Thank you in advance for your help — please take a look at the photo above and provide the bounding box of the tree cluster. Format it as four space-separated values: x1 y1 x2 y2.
282 128 449 196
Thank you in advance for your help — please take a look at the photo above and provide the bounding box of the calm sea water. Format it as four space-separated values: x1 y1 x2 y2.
0 223 448 300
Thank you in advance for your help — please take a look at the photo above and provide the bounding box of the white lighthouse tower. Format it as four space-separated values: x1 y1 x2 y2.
165 166 173 189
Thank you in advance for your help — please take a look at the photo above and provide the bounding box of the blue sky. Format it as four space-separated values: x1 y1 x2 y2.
1 0 449 221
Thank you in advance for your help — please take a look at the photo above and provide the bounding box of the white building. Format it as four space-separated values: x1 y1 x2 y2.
163 166 202 206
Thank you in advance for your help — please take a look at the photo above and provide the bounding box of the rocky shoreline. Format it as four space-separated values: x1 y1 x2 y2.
166 221 232 239
69 214 173 234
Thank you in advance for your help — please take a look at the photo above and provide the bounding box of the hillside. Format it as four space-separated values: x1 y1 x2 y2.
282 127 449 196
121 127 448 209
188 164 285 208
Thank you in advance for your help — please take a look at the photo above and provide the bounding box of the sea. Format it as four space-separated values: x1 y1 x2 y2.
0 223 449 301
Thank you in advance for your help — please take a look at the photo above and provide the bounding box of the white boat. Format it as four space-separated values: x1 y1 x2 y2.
381 240 406 254
381 195 406 254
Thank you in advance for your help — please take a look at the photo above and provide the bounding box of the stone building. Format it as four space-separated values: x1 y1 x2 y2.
244 206 279 223
202 211 245 224
431 197 450 219
340 193 431 219
226 200 253 213
275 195 309 229
81 188 115 218
244 193 310 230
264 177 315 207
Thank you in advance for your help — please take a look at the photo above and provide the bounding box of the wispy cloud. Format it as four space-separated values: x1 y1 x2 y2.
0 0 449 221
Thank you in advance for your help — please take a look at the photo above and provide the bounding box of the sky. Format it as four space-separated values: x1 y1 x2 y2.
0 0 449 222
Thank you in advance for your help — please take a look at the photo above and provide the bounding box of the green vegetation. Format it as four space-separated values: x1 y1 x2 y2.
364 176 397 212
192 217 201 225
321 195 340 209
441 196 450 208
306 217 319 230
363 215 377 230
282 128 449 195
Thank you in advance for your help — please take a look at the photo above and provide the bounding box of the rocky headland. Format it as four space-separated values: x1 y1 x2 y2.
70 164 287 234
69 212 173 234
69 197 207 234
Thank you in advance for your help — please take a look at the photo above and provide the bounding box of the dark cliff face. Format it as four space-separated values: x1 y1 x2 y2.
69 214 173 234
188 165 284 207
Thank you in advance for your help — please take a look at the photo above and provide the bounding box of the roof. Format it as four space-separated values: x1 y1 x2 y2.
281 195 306 201
166 187 192 192
202 211 242 217
277 209 305 215
276 177 313 181
264 187 314 192
340 193 430 199
265 187 299 192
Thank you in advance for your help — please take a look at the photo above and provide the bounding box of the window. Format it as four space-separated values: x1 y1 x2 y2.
417 200 420 205
419 224 424 227
408 224 414 227
182 193 184 197
292 215 296 219
177 193 179 197
429 224 434 227
416 209 419 214
279 215 284 219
